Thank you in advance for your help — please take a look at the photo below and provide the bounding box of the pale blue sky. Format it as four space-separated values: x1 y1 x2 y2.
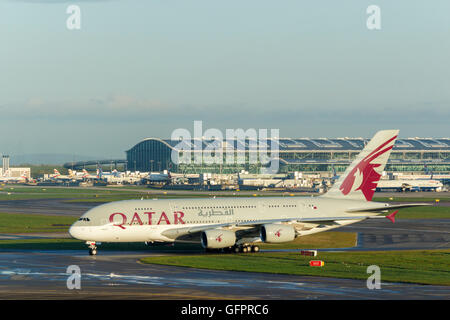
0 0 449 159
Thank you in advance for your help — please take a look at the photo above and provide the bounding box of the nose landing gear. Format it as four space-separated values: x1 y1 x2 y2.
86 241 98 255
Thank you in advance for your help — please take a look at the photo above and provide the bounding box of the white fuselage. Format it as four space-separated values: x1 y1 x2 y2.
69 196 381 243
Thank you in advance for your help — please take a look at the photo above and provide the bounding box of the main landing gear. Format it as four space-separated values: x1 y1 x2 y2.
233 244 260 254
86 241 98 256
205 245 260 254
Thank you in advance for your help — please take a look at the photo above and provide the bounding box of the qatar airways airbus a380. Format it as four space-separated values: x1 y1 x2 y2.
69 130 427 255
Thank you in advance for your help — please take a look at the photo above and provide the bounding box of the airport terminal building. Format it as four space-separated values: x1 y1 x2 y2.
125 137 450 174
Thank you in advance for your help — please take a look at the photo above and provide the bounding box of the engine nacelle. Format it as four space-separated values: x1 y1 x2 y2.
201 229 236 249
260 224 295 243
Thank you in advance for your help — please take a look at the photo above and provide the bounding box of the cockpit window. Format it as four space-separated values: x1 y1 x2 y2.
78 217 91 222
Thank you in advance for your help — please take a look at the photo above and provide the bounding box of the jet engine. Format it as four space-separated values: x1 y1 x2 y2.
201 229 236 249
260 224 295 243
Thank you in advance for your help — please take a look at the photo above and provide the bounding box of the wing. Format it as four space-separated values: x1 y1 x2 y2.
161 216 370 241
161 202 429 242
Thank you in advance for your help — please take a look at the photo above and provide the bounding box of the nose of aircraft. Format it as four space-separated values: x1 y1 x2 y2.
68 224 77 239
68 224 84 240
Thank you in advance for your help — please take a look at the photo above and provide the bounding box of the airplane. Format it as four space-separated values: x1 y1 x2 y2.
81 169 100 180
142 171 172 184
376 179 443 192
97 168 121 179
0 172 28 183
69 130 429 255
51 169 76 181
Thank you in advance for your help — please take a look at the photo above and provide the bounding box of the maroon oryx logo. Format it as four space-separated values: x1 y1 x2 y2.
275 229 282 237
216 234 223 242
340 135 396 201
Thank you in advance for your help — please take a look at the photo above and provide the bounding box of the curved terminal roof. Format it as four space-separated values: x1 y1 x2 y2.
127 137 450 152
67 137 450 170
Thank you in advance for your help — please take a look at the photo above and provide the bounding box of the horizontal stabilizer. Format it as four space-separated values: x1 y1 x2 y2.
386 210 399 223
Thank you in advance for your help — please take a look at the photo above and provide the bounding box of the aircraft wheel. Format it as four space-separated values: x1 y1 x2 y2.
252 245 260 253
241 246 248 253
89 248 97 255
233 246 240 254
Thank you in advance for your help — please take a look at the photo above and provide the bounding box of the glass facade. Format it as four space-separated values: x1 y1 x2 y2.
126 139 174 172
126 138 450 174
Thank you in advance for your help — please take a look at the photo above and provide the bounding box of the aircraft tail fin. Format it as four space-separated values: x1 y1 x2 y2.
323 130 399 201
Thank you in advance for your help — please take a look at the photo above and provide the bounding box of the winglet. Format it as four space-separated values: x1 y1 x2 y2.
386 210 398 223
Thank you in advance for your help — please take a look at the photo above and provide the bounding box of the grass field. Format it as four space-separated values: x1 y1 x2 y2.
140 249 450 286
0 212 77 233
0 186 145 201
1 185 449 204
373 196 450 203
258 231 356 249
384 206 450 219
0 186 284 202
0 226 356 250
62 193 250 203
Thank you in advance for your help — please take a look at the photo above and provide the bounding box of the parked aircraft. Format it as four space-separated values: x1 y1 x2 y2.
81 169 99 180
376 179 443 192
98 168 121 179
51 169 76 181
0 172 28 183
142 171 172 184
69 130 428 255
